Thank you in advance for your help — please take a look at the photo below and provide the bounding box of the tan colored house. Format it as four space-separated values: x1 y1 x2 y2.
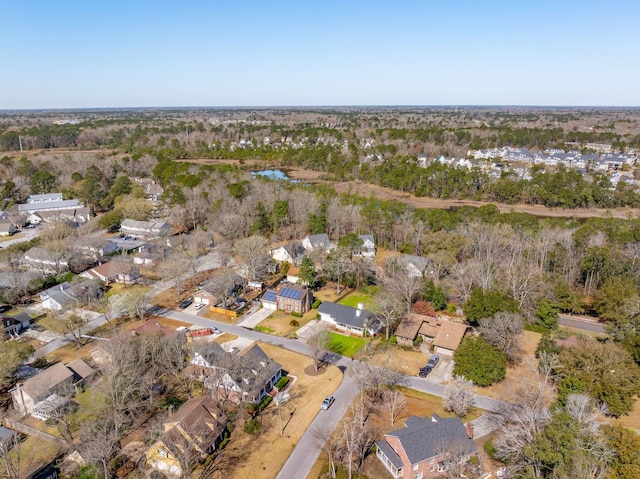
11 359 94 420
145 396 225 477
394 314 468 356
80 261 140 285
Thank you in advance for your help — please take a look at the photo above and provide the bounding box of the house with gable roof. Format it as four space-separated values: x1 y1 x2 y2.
11 359 95 420
145 395 226 477
318 302 382 336
270 241 307 266
260 284 313 314
398 254 433 278
120 219 171 240
376 414 477 478
190 342 282 405
301 234 335 254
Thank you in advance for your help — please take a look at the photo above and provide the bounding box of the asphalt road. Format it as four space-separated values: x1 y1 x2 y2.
558 314 605 333
154 308 503 479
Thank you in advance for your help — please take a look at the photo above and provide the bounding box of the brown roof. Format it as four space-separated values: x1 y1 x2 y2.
21 362 74 400
133 320 179 337
432 320 468 351
66 358 95 380
396 314 468 351
394 316 423 340
161 395 224 455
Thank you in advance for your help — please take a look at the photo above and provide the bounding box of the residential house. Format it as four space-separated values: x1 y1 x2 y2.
11 359 94 420
20 247 69 274
318 302 382 336
25 193 63 204
355 234 376 258
18 199 82 215
376 414 477 478
145 395 225 477
260 284 312 314
27 207 92 226
120 219 171 240
270 241 306 266
133 178 165 202
80 261 140 285
301 234 335 254
394 314 468 355
398 254 433 278
190 342 282 405
1 312 31 338
133 243 168 267
39 280 101 311
0 220 17 236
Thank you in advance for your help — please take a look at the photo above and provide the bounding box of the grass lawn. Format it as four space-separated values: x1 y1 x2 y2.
15 437 60 478
328 331 366 357
105 283 151 298
338 287 379 312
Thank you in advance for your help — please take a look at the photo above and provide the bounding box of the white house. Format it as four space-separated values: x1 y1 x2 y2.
0 220 18 237
356 234 376 258
270 241 306 266
301 234 335 254
318 302 382 336
120 219 171 240
398 254 433 278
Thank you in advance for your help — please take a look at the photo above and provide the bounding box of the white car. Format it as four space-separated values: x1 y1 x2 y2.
194 302 206 310
321 396 335 410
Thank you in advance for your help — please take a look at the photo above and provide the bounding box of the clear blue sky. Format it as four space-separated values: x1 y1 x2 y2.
1 0 639 108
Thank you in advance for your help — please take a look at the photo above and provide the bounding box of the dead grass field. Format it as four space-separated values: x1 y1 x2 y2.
367 341 428 376
16 437 60 478
215 342 343 479
259 309 317 337
314 283 353 303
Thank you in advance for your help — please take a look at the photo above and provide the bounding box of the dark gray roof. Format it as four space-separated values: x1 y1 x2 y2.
376 439 404 469
195 342 227 366
318 302 374 329
386 415 476 465
306 234 331 249
400 254 432 272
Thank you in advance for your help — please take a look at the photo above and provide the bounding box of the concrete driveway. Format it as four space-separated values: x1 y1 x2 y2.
237 307 272 328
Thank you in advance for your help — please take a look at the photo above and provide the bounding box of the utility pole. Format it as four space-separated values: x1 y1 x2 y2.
18 135 23 152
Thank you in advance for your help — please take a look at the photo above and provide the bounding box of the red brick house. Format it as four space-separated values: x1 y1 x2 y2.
376 414 477 478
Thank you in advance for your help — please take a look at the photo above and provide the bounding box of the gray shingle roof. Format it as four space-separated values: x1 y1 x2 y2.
376 439 404 469
318 302 375 329
386 415 476 465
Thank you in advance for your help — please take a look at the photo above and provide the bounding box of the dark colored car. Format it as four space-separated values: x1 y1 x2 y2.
179 299 193 309
418 365 432 378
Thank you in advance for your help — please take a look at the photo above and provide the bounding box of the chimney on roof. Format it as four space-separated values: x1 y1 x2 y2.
466 423 475 439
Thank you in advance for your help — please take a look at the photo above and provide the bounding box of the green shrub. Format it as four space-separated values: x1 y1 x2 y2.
312 299 322 309
244 418 261 434
290 319 300 326
447 303 457 314
389 335 397 345
453 336 507 386
258 395 272 411
413 335 424 347
275 376 290 390
484 439 496 458
290 311 302 318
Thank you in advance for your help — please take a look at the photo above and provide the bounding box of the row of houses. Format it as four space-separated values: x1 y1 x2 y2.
270 233 376 266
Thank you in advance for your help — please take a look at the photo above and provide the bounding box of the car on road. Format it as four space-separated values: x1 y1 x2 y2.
427 354 440 368
418 365 432 378
212 326 222 334
321 396 335 410
178 299 193 309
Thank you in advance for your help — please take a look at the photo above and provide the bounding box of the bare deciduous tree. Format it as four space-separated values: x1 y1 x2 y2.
478 311 524 363
234 235 271 281
308 326 330 372
443 375 476 418
382 389 406 425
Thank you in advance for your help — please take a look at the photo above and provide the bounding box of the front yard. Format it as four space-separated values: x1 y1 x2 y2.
259 309 318 337
211 342 344 479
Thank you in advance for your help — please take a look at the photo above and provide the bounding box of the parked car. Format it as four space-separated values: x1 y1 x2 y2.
212 326 222 334
179 299 193 309
427 354 440 368
418 365 432 378
321 396 335 410
194 302 206 310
